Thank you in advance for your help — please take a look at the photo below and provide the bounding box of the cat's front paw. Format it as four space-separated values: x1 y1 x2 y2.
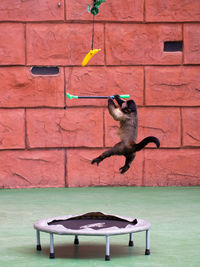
108 97 114 105
114 94 120 100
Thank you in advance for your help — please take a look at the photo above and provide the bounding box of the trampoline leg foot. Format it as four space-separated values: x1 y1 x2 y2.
105 236 110 261
129 233 134 247
145 230 150 255
36 230 42 251
74 235 79 245
105 255 110 261
49 253 55 259
145 249 150 255
36 245 42 251
129 241 134 247
49 233 55 259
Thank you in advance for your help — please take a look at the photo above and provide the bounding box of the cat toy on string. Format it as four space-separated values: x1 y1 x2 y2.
82 0 105 66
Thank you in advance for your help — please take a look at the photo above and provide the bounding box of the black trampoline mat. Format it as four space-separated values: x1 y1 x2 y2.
48 211 138 231
49 218 137 230
48 212 137 230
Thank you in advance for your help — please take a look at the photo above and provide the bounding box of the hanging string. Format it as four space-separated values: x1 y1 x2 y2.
91 14 95 50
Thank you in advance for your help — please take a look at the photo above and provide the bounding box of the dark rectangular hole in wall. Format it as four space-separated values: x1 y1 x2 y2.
31 66 59 75
164 41 183 52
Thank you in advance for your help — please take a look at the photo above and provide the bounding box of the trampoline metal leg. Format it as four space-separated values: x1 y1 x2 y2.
145 230 150 255
36 230 41 251
105 235 110 261
129 233 134 247
49 233 55 259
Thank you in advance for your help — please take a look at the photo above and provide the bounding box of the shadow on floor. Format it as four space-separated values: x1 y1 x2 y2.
19 243 145 260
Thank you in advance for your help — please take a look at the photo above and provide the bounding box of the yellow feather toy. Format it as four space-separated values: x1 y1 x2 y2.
81 49 101 66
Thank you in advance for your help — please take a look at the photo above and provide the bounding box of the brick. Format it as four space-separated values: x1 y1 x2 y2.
105 107 181 148
145 66 200 106
0 109 25 149
106 24 182 65
184 24 200 64
146 0 200 22
0 67 64 108
0 0 64 21
67 67 144 107
66 149 143 187
139 107 181 148
66 0 144 21
26 23 104 66
182 108 200 147
144 149 200 186
0 150 65 189
0 23 25 65
26 108 103 148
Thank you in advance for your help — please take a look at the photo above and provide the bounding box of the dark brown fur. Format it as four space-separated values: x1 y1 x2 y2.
91 95 160 174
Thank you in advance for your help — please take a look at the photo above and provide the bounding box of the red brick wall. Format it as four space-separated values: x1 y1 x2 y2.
0 0 199 188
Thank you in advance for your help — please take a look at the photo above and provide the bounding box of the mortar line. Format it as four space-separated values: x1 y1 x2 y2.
63 67 66 108
0 20 199 24
182 23 185 65
180 107 183 147
64 0 67 21
1 105 199 110
24 108 29 149
64 148 68 187
24 23 27 65
1 64 200 68
0 147 198 152
142 150 145 186
104 23 107 66
143 66 146 106
66 67 73 108
103 108 106 147
143 0 146 22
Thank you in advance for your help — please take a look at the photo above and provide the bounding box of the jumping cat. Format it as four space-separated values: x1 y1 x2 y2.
91 95 160 174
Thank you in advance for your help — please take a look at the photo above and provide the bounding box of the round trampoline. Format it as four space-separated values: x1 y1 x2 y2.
34 212 151 261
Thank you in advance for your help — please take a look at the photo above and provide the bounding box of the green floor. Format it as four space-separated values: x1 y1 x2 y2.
0 187 200 267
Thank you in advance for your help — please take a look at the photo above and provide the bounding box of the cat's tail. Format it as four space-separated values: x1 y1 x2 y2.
134 136 160 152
